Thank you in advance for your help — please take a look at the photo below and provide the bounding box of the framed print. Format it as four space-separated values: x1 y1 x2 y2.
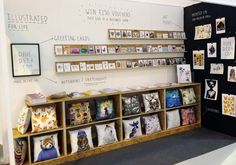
11 43 41 77
193 50 205 70
207 43 217 58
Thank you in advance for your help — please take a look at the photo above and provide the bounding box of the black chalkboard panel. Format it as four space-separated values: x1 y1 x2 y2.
184 3 236 136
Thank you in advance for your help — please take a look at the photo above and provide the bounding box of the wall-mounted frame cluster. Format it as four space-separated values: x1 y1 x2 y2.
55 57 186 73
108 29 186 40
54 44 186 56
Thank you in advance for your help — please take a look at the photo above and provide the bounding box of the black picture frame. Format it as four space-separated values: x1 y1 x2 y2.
10 43 41 77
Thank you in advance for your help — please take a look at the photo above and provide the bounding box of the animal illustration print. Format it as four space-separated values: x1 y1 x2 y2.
129 121 139 138
222 94 236 117
14 139 27 165
96 99 114 120
69 102 92 126
77 130 90 151
38 136 58 161
143 93 161 112
143 115 161 134
122 96 141 115
180 88 196 105
31 105 58 133
102 125 116 144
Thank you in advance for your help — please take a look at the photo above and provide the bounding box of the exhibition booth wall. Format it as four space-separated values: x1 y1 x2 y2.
2 0 185 164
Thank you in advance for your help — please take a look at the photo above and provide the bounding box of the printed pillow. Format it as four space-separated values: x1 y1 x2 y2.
142 92 161 112
31 104 58 133
96 122 118 146
122 95 141 115
96 99 115 120
16 106 31 134
180 88 196 105
33 133 60 162
123 117 142 139
143 114 161 134
14 138 27 165
166 89 182 108
167 109 181 129
180 107 196 125
69 126 94 154
68 102 92 126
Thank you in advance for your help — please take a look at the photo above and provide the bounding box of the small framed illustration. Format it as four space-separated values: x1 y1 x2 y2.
11 43 41 77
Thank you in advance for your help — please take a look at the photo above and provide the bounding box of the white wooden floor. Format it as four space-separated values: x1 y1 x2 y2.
176 143 236 165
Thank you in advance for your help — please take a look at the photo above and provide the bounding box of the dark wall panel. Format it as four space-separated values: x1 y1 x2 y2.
184 3 236 136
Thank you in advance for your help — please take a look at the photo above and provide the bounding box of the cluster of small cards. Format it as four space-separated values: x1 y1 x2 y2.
54 44 185 55
108 29 186 40
56 57 186 73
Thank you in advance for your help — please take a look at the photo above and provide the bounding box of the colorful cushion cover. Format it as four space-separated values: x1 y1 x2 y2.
142 92 161 112
180 107 196 125
123 117 142 139
68 102 92 126
16 106 31 134
14 138 27 165
96 122 118 146
167 109 181 129
69 126 94 153
122 95 141 115
180 88 196 105
33 133 60 162
31 104 58 133
96 99 115 120
166 89 182 108
143 114 162 134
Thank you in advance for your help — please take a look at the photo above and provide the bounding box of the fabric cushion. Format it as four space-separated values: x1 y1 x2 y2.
166 109 181 129
96 122 118 146
166 89 182 108
123 117 142 139
33 133 60 162
69 126 94 154
68 102 92 126
180 88 196 105
142 92 161 112
16 106 31 134
96 99 115 120
180 107 196 125
122 95 141 115
31 104 58 133
14 138 27 165
143 114 161 134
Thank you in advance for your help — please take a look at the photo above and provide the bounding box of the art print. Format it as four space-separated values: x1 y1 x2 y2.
115 30 121 38
95 63 103 70
193 50 205 70
177 64 192 83
54 45 63 55
80 62 87 71
133 30 140 38
140 31 145 38
194 24 212 40
109 30 116 38
210 63 224 74
101 45 108 54
127 30 132 38
102 61 109 70
222 94 236 117
56 63 64 73
207 43 217 58
122 30 128 38
221 37 235 59
204 79 218 100
95 46 102 54
228 66 236 82
63 63 71 72
108 63 116 69
216 17 226 34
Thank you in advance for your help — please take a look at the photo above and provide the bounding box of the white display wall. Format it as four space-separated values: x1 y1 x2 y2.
3 0 184 163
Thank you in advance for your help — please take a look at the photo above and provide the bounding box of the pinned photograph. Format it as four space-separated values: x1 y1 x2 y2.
177 64 192 83
193 50 205 70
216 17 226 34
228 66 236 82
221 37 235 59
204 79 218 100
194 24 212 40
222 94 236 117
207 43 217 58
210 63 224 75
